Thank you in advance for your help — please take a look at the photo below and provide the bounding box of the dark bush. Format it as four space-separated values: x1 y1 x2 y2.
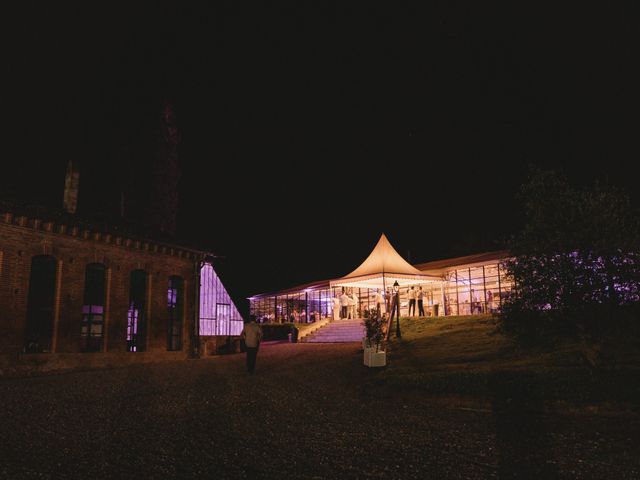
500 299 575 346
260 323 295 341
501 167 640 343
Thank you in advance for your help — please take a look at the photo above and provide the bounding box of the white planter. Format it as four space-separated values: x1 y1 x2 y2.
363 346 386 367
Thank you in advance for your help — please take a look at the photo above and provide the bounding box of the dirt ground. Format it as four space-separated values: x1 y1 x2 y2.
1 342 639 479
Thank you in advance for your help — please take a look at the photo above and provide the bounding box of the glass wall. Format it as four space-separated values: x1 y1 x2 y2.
249 261 512 321
436 263 512 316
250 287 349 323
199 263 243 336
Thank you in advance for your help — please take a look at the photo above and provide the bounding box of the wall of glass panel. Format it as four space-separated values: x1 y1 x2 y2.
249 261 512 321
251 287 383 321
439 263 512 316
199 263 243 336
250 287 338 323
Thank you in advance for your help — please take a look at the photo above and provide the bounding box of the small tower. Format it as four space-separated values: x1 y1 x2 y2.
62 159 80 214
147 102 181 235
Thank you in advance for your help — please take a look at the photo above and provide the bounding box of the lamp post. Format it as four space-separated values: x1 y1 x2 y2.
393 280 401 338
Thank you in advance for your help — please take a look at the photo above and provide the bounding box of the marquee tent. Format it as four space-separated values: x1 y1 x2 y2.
329 234 441 291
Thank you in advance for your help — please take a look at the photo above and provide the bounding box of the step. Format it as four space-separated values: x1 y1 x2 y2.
300 319 367 343
321 324 364 328
312 328 363 332
303 334 364 342
309 332 364 337
311 334 363 338
304 338 361 343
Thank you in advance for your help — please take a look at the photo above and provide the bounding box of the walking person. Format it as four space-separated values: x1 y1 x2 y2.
417 286 425 316
241 316 263 374
408 286 416 316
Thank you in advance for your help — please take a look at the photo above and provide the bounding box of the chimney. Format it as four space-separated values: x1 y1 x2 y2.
63 159 80 214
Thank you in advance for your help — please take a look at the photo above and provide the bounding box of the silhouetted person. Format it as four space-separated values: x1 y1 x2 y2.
417 286 425 316
408 286 416 316
375 289 386 316
339 291 349 319
241 316 263 374
487 289 494 312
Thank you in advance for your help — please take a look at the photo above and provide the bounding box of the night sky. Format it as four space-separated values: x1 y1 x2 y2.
2 3 638 316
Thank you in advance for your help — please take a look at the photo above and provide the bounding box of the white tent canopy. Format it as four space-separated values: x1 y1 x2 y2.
329 234 442 290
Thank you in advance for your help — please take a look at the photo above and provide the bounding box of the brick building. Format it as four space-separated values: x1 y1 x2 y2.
0 207 243 372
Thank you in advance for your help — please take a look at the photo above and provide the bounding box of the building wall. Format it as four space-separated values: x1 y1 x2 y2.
0 213 199 357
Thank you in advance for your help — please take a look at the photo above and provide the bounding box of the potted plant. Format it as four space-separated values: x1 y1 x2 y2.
362 308 386 367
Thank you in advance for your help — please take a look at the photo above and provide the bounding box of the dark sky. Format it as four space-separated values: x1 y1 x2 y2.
2 3 638 315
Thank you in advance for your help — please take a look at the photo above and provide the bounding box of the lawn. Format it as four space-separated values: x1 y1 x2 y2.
378 315 640 410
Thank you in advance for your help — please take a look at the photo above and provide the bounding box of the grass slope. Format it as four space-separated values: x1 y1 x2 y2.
379 315 640 410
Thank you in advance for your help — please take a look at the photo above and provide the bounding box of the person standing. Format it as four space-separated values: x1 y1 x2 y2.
408 286 416 316
332 294 341 321
346 291 355 319
241 316 263 374
486 290 494 312
375 289 386 316
417 286 425 316
340 290 350 319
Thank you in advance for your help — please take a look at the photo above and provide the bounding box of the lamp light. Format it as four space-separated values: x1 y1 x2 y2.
393 280 401 338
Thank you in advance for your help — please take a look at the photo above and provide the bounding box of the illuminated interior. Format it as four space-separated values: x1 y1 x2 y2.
249 235 513 323
199 263 243 336
81 263 106 352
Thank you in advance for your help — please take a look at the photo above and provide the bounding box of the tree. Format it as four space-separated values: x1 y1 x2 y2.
502 167 640 341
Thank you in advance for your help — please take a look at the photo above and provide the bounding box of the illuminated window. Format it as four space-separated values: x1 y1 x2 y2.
127 270 147 352
167 276 183 351
80 263 106 352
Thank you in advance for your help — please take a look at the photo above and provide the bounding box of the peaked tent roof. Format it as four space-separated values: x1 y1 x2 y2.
330 234 441 289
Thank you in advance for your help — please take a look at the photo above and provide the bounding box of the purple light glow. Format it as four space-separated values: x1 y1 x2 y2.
127 306 139 343
82 305 104 314
167 288 177 306
199 263 243 336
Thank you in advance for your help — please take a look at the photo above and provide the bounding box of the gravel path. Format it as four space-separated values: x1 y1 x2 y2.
1 343 638 479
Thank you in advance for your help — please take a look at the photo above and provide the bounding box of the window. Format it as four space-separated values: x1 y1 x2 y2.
127 270 147 352
167 276 183 351
24 255 57 353
81 263 106 352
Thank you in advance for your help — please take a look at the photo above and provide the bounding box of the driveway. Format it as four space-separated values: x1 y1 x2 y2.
1 343 638 479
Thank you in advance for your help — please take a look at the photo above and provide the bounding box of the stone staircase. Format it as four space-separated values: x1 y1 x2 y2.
301 318 365 343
